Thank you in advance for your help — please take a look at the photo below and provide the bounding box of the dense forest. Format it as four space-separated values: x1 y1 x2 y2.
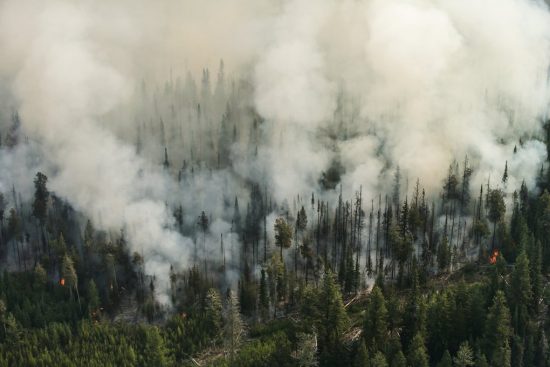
2 0 550 366
1 65 550 366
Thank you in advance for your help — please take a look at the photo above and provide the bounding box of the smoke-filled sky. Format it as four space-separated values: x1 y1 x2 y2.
0 0 549 301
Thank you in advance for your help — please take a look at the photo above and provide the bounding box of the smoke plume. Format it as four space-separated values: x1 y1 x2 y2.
1 0 550 301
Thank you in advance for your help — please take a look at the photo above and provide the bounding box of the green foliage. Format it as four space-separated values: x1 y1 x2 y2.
205 288 223 342
363 285 388 352
371 351 389 367
87 280 100 314
61 255 78 293
0 320 175 367
0 272 83 330
275 217 293 259
7 208 21 242
454 341 474 367
509 250 532 334
401 281 426 349
353 340 369 367
484 291 512 367
32 172 49 226
224 290 244 360
296 206 308 233
487 189 506 225
259 269 270 319
34 263 47 288
295 332 318 367
437 237 452 272
391 350 407 367
407 333 429 367
4 151 550 367
317 270 348 366
437 350 452 367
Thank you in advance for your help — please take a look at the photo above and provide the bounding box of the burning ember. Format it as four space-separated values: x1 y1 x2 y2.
489 249 499 265
60 278 65 286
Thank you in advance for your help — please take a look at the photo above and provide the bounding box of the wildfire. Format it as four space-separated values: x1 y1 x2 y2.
60 278 65 286
489 249 499 265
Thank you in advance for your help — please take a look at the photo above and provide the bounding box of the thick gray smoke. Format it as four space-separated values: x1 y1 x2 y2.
0 0 549 301
255 0 550 202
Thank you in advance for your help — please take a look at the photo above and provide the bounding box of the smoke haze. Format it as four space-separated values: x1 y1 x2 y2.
0 0 549 301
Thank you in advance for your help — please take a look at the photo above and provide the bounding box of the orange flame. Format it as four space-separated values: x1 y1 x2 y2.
60 278 65 286
489 249 499 265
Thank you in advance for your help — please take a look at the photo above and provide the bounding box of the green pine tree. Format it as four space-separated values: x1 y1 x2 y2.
205 288 223 342
510 250 532 335
317 269 348 365
407 333 429 367
371 352 388 367
391 350 407 367
484 291 512 367
363 285 388 352
454 341 475 367
353 340 369 367
437 350 452 367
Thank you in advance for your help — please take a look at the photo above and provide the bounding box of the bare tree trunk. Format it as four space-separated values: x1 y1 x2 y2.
13 240 20 270
491 221 497 252
76 286 81 311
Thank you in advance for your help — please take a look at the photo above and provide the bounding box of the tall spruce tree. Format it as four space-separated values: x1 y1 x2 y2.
484 291 512 367
364 285 388 352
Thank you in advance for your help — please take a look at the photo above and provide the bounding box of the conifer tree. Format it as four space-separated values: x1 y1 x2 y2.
61 255 80 307
294 206 308 275
275 217 293 261
317 269 348 362
224 290 244 362
509 250 532 334
7 208 22 269
437 237 451 272
371 352 388 367
198 211 209 273
487 189 505 251
33 263 47 289
205 288 223 342
363 285 388 352
32 172 49 226
401 273 426 349
391 350 407 367
475 353 489 367
407 333 429 367
353 340 369 367
141 326 168 367
530 240 543 313
454 341 475 367
484 291 512 367
87 279 100 315
259 268 269 319
296 332 318 367
437 350 452 367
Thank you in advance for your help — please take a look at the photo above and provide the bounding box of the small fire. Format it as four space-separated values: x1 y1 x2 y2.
60 278 65 286
489 249 499 265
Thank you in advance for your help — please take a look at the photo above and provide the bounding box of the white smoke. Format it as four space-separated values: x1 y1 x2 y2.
254 0 550 202
1 0 550 302
0 0 194 303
